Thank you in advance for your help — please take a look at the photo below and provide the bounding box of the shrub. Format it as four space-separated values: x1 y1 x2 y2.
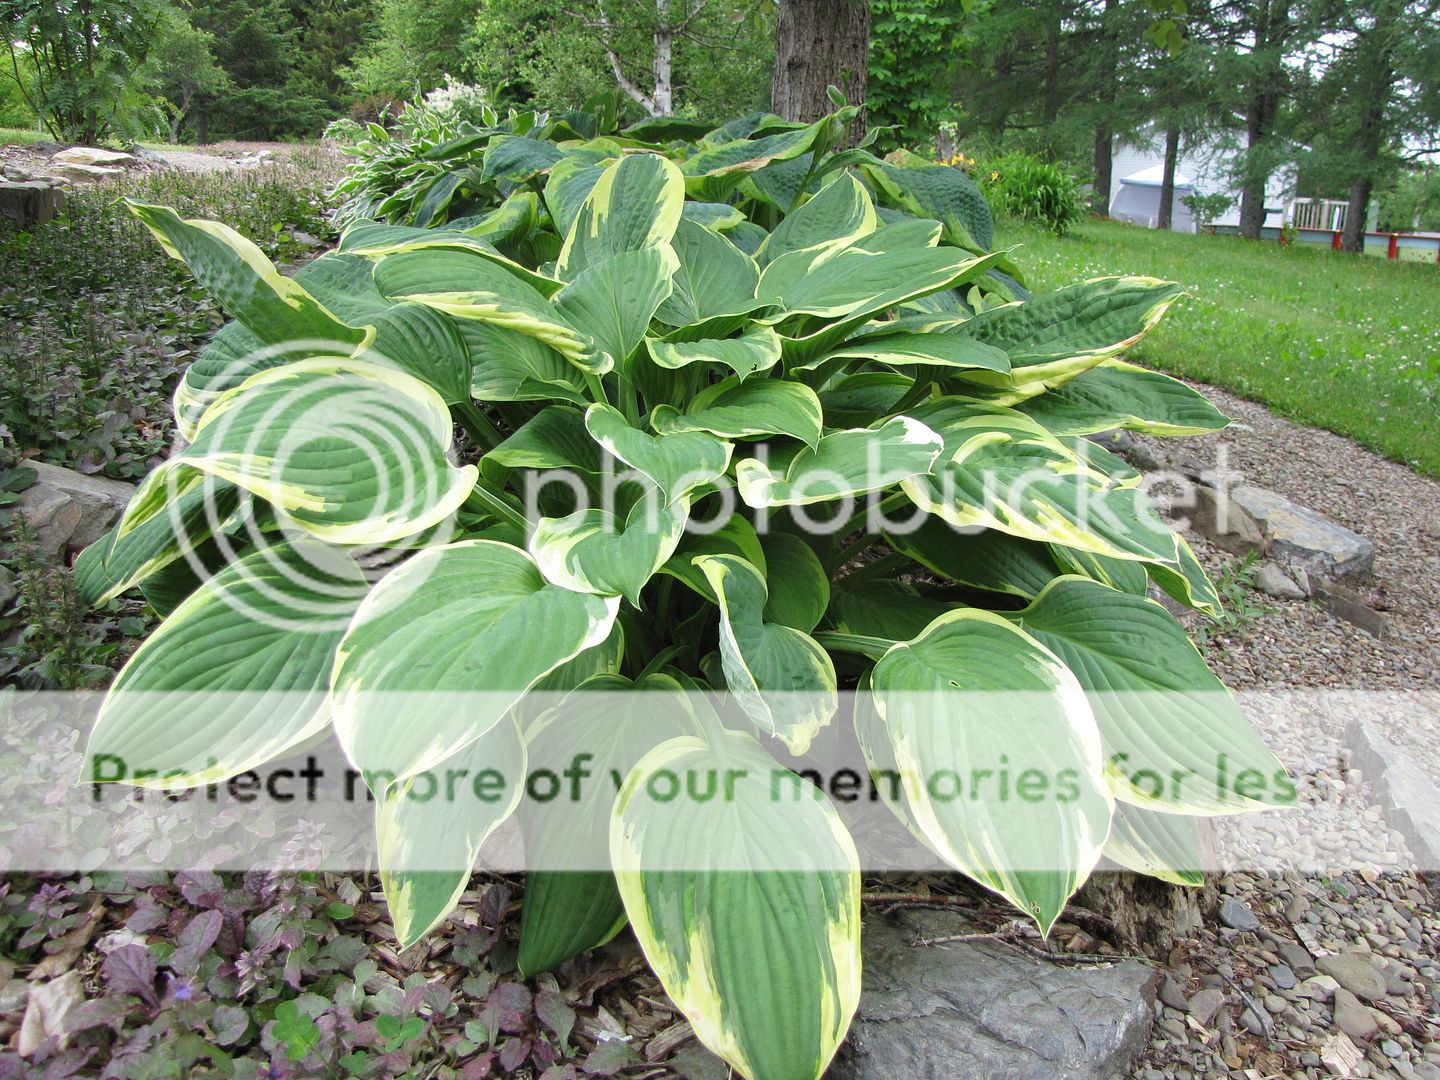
974 150 1086 234
82 106 1285 1080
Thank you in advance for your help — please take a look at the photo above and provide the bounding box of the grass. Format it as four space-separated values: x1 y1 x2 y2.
998 217 1440 475
0 127 56 145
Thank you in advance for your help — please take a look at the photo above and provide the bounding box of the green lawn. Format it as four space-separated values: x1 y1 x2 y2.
0 127 57 145
997 217 1440 476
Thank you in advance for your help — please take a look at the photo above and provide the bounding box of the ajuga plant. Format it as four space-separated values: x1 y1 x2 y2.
81 98 1289 1080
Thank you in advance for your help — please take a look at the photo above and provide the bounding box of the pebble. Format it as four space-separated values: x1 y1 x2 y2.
1383 1039 1404 1059
1269 963 1298 990
1316 952 1389 1002
1186 988 1223 1026
1278 941 1316 975
1331 987 1379 1042
1160 977 1189 1011
1219 898 1261 932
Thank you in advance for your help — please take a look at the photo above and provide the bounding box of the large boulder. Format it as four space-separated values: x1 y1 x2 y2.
1193 483 1374 586
50 146 136 168
14 462 134 556
0 181 65 229
49 162 124 184
830 912 1160 1080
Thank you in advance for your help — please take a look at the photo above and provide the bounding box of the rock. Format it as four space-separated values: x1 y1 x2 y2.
16 971 83 1056
289 229 323 249
0 180 66 229
50 146 136 167
1331 987 1378 1042
1186 988 1224 1025
14 461 134 555
1253 562 1306 600
49 161 124 183
1382 1039 1403 1059
1192 483 1374 584
1219 898 1260 932
0 978 29 1014
1073 868 1216 958
1316 953 1388 1001
1346 719 1440 888
0 566 15 611
1160 977 1189 1010
1269 964 1298 990
1278 941 1316 976
830 915 1160 1080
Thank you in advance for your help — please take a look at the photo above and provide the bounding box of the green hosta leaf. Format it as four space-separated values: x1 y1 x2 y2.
377 715 526 948
553 247 679 372
654 219 764 334
544 157 607 239
1008 576 1290 814
530 497 690 606
128 202 369 351
960 278 1185 390
757 173 876 267
1016 361 1230 436
366 303 472 404
374 248 596 366
658 516 767 602
1148 537 1222 617
611 727 861 1080
462 321 587 404
462 190 539 247
584 404 732 501
829 578 949 641
558 153 684 280
486 406 605 474
87 542 366 788
482 134 566 182
332 540 620 784
901 405 1178 565
861 609 1112 932
77 480 246 606
885 518 1061 599
1103 802 1206 886
650 378 823 448
681 201 746 230
518 672 701 976
123 359 477 548
818 372 911 427
1049 544 1150 596
860 156 995 253
735 416 943 507
679 120 835 201
695 555 837 755
758 532 828 633
819 330 1010 378
648 327 782 382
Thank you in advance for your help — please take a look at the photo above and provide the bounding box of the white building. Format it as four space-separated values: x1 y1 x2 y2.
1107 128 1298 232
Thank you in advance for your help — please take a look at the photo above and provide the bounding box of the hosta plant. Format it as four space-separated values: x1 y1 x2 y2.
82 104 1289 1080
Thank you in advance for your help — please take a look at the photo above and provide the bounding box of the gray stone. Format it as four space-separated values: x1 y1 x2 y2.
1278 941 1316 976
1317 954 1387 1002
50 161 124 182
1269 964 1298 990
1331 988 1378 1042
1345 719 1440 888
14 461 133 555
1160 977 1189 1010
1186 988 1224 1026
0 180 65 229
830 915 1159 1080
0 566 15 611
1253 562 1306 600
1219 898 1260 932
0 978 29 1014
1192 483 1374 585
1383 1040 1403 1059
50 146 135 167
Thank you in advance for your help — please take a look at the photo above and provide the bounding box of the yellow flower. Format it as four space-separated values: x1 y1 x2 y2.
989 170 1001 181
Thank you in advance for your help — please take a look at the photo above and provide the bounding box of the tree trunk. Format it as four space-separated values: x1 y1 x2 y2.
1157 123 1180 230
1091 0 1119 214
1340 178 1373 252
1339 26 1394 253
1093 127 1113 213
652 0 674 117
1237 90 1276 239
772 0 869 137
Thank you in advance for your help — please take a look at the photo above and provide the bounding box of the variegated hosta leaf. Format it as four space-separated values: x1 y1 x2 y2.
958 277 1185 391
756 172 876 267
655 218 764 337
373 248 598 366
120 359 477 548
332 540 620 784
461 320 588 404
735 415 943 507
901 404 1178 565
828 578 949 641
1015 360 1231 436
658 516 767 603
558 152 684 280
859 609 1113 932
87 541 367 788
336 219 563 297
76 479 247 607
584 404 732 501
1148 536 1223 617
885 518 1062 600
1103 801 1206 887
1008 576 1290 814
365 302 473 404
377 714 527 948
543 156 608 239
758 532 828 634
650 377 824 448
529 494 690 606
518 672 701 977
817 329 1011 379
611 727 861 1080
485 405 606 475
128 202 370 351
679 117 840 201
648 326 782 382
695 555 837 755
553 246 679 372
860 154 996 253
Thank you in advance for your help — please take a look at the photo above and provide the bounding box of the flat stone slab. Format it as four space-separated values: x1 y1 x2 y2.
1193 483 1374 586
50 146 135 167
830 914 1159 1079
0 180 65 229
15 461 134 555
1344 719 1440 887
